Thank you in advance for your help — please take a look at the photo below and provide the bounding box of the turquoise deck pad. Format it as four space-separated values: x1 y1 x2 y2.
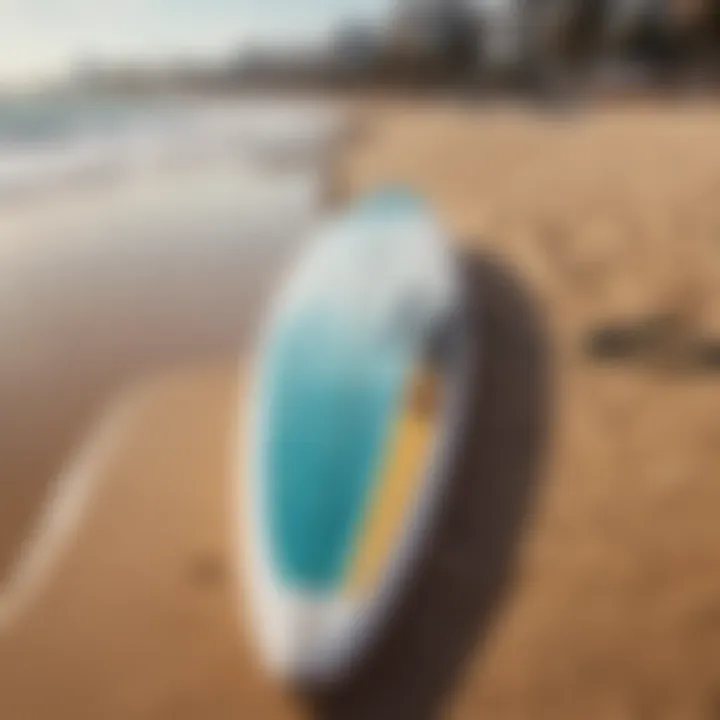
257 189 454 591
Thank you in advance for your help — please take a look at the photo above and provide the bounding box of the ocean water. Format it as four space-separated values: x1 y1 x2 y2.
0 95 160 146
0 95 193 198
0 94 346 200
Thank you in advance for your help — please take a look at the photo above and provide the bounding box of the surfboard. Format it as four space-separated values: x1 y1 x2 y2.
241 188 467 684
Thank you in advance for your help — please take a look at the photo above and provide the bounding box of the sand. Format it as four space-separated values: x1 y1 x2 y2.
0 160 319 719
343 99 720 719
3 99 720 719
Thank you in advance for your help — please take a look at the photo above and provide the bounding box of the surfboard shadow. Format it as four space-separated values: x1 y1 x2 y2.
304 250 551 720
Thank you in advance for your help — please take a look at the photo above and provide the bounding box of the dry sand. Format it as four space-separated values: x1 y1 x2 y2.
3 100 720 719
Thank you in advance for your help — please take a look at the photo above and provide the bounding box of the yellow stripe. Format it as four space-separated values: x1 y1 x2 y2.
346 367 441 596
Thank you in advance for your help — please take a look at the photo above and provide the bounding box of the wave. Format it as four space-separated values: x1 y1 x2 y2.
0 97 347 202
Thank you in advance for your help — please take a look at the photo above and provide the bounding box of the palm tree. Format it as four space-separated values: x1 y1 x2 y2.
387 0 480 84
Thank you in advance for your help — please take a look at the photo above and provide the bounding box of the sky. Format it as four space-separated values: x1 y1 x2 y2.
0 0 393 85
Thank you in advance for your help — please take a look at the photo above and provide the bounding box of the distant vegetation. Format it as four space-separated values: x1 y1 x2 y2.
72 0 720 96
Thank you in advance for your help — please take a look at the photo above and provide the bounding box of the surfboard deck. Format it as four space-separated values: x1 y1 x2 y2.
241 188 465 683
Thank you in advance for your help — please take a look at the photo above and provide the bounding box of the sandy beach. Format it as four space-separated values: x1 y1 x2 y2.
3 99 720 719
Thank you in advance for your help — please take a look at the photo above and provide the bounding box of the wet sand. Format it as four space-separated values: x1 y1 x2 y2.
4 100 720 719
0 161 321 579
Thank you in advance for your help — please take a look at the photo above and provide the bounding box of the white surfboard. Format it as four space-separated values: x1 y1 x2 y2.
241 188 468 684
